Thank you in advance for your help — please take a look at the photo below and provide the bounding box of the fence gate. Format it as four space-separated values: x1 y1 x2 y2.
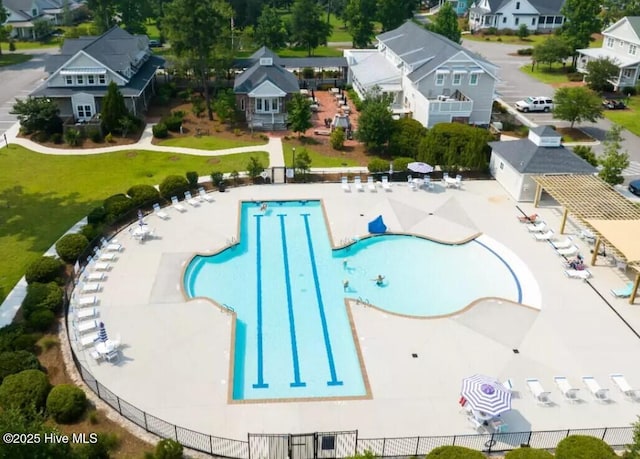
290 433 316 459
271 166 286 184
249 431 357 459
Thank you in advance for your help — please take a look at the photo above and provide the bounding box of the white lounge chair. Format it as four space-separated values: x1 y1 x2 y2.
502 379 515 393
554 376 580 403
184 191 200 206
533 229 554 241
367 177 377 192
153 203 169 220
354 176 364 192
101 237 122 252
78 332 99 349
80 283 101 293
74 319 99 334
74 296 98 308
92 262 111 271
381 176 392 191
455 174 462 189
582 376 610 402
526 378 552 405
526 221 547 233
610 374 640 401
97 252 117 262
75 307 98 320
551 237 573 249
565 269 592 280
198 187 215 203
341 177 351 192
407 175 416 190
557 245 579 257
84 272 104 282
171 196 187 212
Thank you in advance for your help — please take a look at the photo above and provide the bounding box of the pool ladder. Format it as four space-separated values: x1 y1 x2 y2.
222 303 235 313
226 236 237 245
357 297 371 306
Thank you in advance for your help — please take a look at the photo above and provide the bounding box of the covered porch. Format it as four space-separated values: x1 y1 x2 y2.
577 48 640 91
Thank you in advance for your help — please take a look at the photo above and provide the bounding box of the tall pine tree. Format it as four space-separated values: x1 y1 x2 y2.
290 0 331 56
101 82 128 134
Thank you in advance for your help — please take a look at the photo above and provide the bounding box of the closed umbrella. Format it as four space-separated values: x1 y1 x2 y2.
97 322 108 343
407 162 434 174
461 374 511 416
137 209 145 227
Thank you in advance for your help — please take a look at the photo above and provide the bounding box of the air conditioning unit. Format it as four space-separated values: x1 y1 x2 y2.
437 95 448 101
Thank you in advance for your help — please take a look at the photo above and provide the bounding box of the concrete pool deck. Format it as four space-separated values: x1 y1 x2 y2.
70 180 640 441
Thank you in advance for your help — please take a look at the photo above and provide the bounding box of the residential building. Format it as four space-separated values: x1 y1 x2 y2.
2 0 84 39
344 21 499 129
577 16 640 91
468 0 566 32
30 26 164 124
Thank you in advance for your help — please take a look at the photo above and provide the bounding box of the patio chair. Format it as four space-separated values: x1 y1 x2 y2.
526 221 547 233
171 196 187 212
579 229 596 244
455 174 462 189
354 176 364 192
554 376 580 403
184 191 200 206
84 272 104 282
101 237 122 252
381 176 392 191
422 176 434 191
611 282 635 298
153 203 169 220
92 262 111 271
533 229 554 241
564 269 592 280
105 349 120 363
582 376 610 402
551 236 573 249
610 374 640 401
517 213 539 223
367 176 377 192
341 177 351 192
198 187 215 203
526 378 552 405
556 245 579 257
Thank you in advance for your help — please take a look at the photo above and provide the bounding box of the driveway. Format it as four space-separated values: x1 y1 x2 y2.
462 39 640 181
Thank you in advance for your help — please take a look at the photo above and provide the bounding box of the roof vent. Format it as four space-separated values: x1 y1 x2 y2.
259 57 273 66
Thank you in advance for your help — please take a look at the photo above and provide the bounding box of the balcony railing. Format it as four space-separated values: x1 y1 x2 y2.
428 90 473 114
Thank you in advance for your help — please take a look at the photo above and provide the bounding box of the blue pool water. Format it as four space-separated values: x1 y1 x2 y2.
184 200 521 401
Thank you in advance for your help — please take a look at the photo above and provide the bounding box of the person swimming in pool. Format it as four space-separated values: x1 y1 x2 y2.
260 202 268 212
373 274 385 286
343 279 349 291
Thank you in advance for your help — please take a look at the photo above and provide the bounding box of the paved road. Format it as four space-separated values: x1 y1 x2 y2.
462 39 640 182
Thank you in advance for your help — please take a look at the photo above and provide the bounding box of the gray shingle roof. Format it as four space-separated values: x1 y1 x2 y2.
530 125 560 137
234 60 300 94
627 17 640 38
529 0 566 15
233 47 346 69
489 139 597 174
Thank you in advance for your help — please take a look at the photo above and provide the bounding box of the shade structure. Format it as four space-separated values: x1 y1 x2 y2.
461 374 511 416
407 162 434 174
97 322 108 343
368 215 387 234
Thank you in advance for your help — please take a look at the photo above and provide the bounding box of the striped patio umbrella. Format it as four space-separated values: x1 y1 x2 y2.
97 322 108 343
461 374 512 416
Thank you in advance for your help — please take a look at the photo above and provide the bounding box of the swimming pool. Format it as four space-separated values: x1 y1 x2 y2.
184 200 522 401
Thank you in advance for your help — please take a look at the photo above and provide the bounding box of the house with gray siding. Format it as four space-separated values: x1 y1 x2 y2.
2 0 84 39
469 0 566 32
344 21 499 129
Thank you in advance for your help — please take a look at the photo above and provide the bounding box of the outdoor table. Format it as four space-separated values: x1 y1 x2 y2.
300 89 309 95
489 418 507 433
330 87 340 93
95 341 116 355
472 410 493 422
133 226 150 240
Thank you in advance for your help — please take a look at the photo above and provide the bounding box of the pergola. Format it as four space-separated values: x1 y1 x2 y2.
532 175 640 304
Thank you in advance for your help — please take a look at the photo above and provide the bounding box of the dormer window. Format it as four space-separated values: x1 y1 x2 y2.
98 75 106 84
32 8 37 16
76 75 83 85
65 76 73 85
88 75 95 85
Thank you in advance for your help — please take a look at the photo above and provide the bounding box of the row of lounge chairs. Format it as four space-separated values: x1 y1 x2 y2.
155 187 214 218
341 176 391 192
522 374 640 405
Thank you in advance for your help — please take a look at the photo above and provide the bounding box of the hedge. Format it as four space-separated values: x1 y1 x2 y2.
46 384 87 423
426 445 485 458
0 324 40 353
155 438 184 459
0 350 41 384
159 175 189 199
127 184 160 207
152 122 168 138
505 447 554 458
24 257 64 285
87 206 108 225
0 369 51 412
103 193 133 221
368 158 390 173
555 435 616 459
55 233 89 264
186 171 199 188
392 157 415 172
21 282 64 318
26 309 56 333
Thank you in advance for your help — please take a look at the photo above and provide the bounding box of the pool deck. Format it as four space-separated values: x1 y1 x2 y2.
70 180 640 441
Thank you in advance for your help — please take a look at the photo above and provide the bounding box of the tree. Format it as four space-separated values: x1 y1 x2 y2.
288 93 312 137
254 6 287 49
552 86 603 128
598 124 630 185
0 3 8 55
246 156 265 181
118 116 135 137
213 89 238 124
388 117 427 159
418 123 492 170
163 0 234 120
32 18 53 40
10 97 62 135
561 0 601 56
532 35 573 68
585 57 619 92
101 82 128 134
344 0 376 48
517 23 529 39
356 87 394 152
62 0 73 26
429 2 461 43
572 145 598 166
376 0 419 32
115 0 150 34
625 415 640 458
601 0 640 28
86 0 117 33
330 127 345 149
293 148 312 179
289 0 331 56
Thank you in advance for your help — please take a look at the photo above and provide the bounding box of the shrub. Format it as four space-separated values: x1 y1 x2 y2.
573 145 598 166
75 432 120 459
392 157 414 172
0 351 41 384
103 194 133 221
517 24 530 39
330 127 345 150
567 73 584 82
426 445 485 458
302 67 314 79
46 384 87 423
105 132 114 143
159 175 189 199
485 27 498 35
517 48 534 55
502 28 515 36
0 325 40 353
22 282 64 318
368 158 389 173
622 86 637 96
55 233 89 263
233 128 241 136
25 257 64 285
50 132 63 144
0 369 51 412
155 438 184 459
152 122 168 138
161 112 183 132
64 128 82 146
26 309 56 332
126 184 160 207
87 207 108 225
86 128 103 143
555 435 616 459
81 223 102 242
210 171 225 187
505 448 554 459
186 171 199 188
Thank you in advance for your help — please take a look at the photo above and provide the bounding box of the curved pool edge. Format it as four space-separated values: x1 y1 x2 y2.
333 230 484 251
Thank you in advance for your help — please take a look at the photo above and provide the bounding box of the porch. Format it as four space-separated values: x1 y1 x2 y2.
427 90 473 116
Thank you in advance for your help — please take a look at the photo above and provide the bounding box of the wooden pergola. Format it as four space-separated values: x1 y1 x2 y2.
532 175 640 304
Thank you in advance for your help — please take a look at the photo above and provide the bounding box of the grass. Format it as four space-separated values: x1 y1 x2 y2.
145 20 161 41
603 96 640 137
327 14 352 43
519 61 576 85
0 53 32 67
283 140 361 168
11 39 62 50
157 135 266 150
555 127 594 143
463 33 551 46
0 145 268 303
278 46 344 58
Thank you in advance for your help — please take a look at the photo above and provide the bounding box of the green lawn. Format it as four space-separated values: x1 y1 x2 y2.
0 145 268 302
604 96 640 137
278 46 344 58
519 61 576 85
145 21 161 41
11 39 62 50
0 53 32 67
463 33 550 46
283 141 361 168
327 14 351 42
157 135 266 150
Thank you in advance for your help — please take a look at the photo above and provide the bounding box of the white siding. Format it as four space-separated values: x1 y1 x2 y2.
490 151 523 201
604 19 640 44
496 0 539 30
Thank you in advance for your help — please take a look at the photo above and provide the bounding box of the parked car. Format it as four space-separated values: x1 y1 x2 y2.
149 39 162 48
602 99 626 110
629 179 640 197
515 96 554 113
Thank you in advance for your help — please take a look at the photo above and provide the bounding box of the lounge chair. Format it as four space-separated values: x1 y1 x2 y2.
367 177 377 192
97 251 117 262
101 237 122 252
381 176 392 191
533 229 554 241
582 376 610 402
554 376 580 403
75 307 98 320
354 176 364 192
557 245 579 257
579 229 596 243
422 176 434 191
565 269 592 280
611 282 635 298
78 332 99 349
84 272 104 282
526 221 546 233
502 379 515 393
153 203 169 220
551 237 573 249
74 319 99 334
198 187 215 203
184 191 200 206
518 213 539 223
80 283 101 293
75 296 98 308
610 374 640 401
526 378 552 405
455 174 462 189
341 177 351 192
92 262 111 271
407 175 416 190
171 196 187 212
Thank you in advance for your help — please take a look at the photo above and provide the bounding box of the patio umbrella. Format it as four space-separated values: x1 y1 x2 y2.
407 162 434 174
461 374 512 416
137 209 146 227
97 322 109 343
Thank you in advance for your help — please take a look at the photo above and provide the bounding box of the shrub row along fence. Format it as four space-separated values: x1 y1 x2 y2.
64 195 634 458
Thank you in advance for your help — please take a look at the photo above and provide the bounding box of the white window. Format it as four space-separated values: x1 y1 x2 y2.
271 98 278 111
500 162 504 170
255 98 278 113
502 17 506 23
619 40 624 47
606 37 614 48
256 99 262 111
630 45 637 55
453 73 462 85
65 76 73 85
436 73 445 85
76 75 84 85
623 69 634 78
88 75 95 85
469 73 478 85
98 75 106 84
